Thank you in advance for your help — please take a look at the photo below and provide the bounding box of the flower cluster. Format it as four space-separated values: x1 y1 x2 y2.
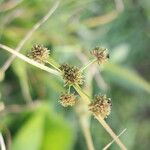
27 45 112 117
89 94 112 119
91 47 109 64
28 44 50 64
59 64 84 86
59 92 77 107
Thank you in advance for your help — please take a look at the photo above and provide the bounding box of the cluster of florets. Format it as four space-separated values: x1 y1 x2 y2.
59 92 77 107
91 47 109 64
28 44 50 64
89 94 112 119
59 64 84 86
27 45 112 116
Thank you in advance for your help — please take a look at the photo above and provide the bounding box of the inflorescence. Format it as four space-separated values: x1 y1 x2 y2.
59 92 77 107
91 47 109 64
59 64 84 86
89 94 112 119
27 45 112 117
28 44 50 64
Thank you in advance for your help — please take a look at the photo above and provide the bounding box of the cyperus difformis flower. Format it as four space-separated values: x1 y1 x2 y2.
59 64 84 86
89 94 112 119
91 47 109 64
59 92 77 107
28 44 50 64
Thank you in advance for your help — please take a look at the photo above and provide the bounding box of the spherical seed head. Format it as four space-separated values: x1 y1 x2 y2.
59 92 77 107
28 44 50 64
89 94 112 119
91 47 109 64
59 64 84 86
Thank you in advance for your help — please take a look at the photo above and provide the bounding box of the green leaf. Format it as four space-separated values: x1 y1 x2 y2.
41 113 74 150
12 104 75 150
12 109 44 150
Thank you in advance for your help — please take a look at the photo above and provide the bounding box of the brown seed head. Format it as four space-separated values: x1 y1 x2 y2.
59 92 77 107
28 44 50 64
91 47 109 64
59 64 84 86
89 94 112 119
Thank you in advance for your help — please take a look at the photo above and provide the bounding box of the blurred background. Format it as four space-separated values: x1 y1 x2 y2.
0 0 150 150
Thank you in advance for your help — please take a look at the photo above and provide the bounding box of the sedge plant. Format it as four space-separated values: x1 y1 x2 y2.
0 43 127 150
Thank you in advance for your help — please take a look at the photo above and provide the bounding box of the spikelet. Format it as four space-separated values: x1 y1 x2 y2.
89 94 112 119
91 47 109 64
59 92 77 107
28 44 50 64
60 64 84 86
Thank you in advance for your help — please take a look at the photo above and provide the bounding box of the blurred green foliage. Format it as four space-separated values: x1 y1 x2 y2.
0 0 150 150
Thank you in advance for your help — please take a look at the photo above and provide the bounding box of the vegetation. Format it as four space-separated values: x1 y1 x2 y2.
0 0 150 150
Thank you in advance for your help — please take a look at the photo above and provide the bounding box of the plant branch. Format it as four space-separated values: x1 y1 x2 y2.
1 0 60 72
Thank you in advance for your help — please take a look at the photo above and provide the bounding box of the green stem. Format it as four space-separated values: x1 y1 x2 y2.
73 84 91 104
95 115 127 150
46 57 61 72
68 85 71 94
80 59 97 72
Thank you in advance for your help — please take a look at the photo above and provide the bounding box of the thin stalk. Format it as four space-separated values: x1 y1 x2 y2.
46 61 60 72
73 84 127 150
95 115 127 150
103 128 127 150
0 44 60 77
73 84 91 104
46 57 61 72
80 59 97 72
1 0 60 72
68 86 71 94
